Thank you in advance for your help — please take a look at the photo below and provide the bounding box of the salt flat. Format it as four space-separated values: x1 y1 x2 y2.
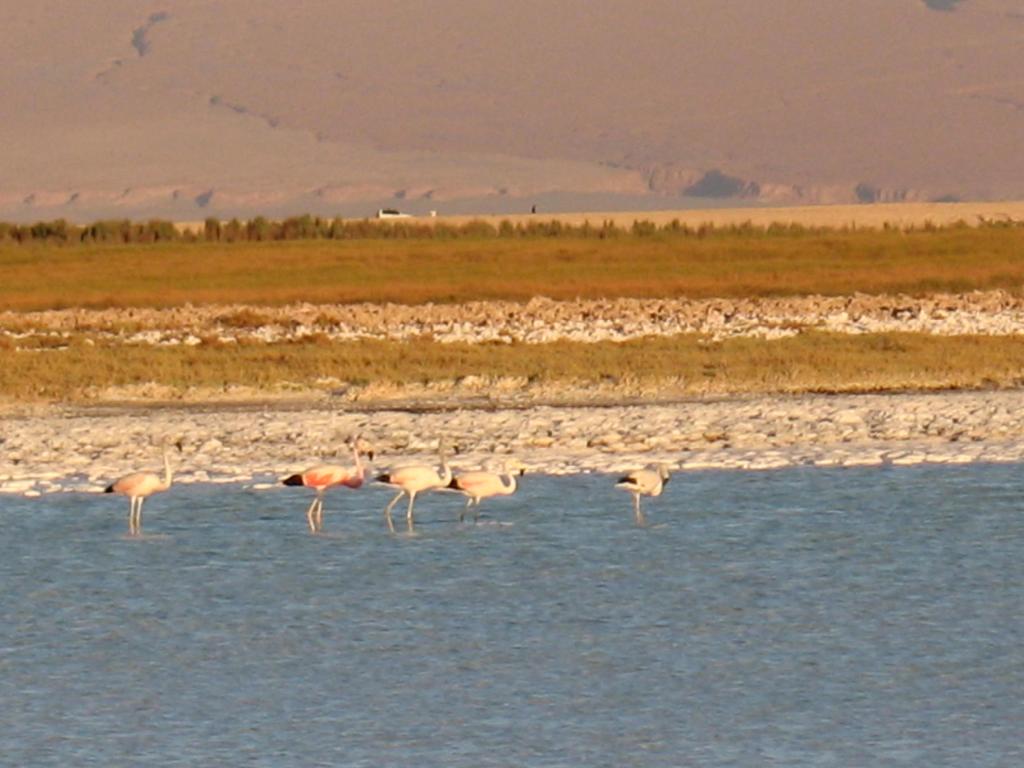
8 289 1024 348
4 390 1024 495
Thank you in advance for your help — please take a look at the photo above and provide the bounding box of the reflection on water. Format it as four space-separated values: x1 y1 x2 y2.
2 465 1022 766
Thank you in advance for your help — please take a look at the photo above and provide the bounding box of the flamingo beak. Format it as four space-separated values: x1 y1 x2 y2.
367 450 376 461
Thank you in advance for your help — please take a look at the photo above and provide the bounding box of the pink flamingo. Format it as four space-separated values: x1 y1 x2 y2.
283 435 374 533
615 463 671 526
375 443 451 533
104 441 181 536
447 460 525 522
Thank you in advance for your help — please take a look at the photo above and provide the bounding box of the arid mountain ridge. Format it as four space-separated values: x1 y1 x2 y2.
2 0 1022 221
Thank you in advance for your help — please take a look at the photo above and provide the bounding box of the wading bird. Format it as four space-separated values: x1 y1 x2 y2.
447 460 525 522
105 440 182 536
283 435 374 533
376 443 451 533
615 463 671 526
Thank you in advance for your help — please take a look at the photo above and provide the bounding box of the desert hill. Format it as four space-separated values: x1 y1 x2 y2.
2 0 1023 221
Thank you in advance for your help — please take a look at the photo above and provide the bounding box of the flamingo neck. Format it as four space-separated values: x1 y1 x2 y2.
438 453 452 485
351 443 364 479
161 449 173 489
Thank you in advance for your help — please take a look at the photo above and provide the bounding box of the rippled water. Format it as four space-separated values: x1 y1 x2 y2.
2 465 1022 766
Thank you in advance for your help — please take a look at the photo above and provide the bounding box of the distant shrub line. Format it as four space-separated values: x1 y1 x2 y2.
1 214 1019 246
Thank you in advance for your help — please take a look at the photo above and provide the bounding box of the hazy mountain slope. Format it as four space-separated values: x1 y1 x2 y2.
1 0 1022 221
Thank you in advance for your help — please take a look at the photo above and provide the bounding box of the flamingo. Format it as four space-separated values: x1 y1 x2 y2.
104 440 181 536
375 443 451 533
615 463 671 526
447 460 525 522
282 435 374 533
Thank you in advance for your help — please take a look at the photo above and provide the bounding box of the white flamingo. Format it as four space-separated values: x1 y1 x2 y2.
375 443 452 532
615 463 671 526
104 440 182 536
447 460 525 522
283 435 374 533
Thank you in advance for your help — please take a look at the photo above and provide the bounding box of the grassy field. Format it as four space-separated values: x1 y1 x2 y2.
4 333 1024 402
5 220 1024 403
3 224 1024 310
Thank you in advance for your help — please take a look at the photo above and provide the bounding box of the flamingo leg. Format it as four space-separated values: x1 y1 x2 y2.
633 493 647 527
306 494 320 533
128 498 136 535
383 491 403 533
406 491 417 532
314 493 325 533
459 496 473 523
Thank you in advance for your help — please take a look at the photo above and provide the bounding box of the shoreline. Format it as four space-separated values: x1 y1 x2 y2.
5 389 1024 496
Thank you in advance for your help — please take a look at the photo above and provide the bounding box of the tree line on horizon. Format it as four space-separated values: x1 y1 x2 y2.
0 213 1019 247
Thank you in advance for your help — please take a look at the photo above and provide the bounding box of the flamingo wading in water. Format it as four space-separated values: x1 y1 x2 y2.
447 460 525 522
376 443 451 532
615 464 671 526
283 435 374 533
104 440 181 536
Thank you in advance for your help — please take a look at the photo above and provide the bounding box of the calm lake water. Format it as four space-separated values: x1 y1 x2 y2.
1 465 1022 767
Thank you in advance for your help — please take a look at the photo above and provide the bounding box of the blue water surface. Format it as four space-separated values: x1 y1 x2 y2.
1 464 1022 767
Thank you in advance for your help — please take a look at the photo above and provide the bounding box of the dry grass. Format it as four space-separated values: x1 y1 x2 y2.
4 333 1024 402
2 225 1024 310
215 308 275 328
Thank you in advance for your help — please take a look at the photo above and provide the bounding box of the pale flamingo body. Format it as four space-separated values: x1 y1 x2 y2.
447 462 524 522
615 464 671 526
294 464 366 491
283 437 372 533
376 447 451 532
105 447 174 536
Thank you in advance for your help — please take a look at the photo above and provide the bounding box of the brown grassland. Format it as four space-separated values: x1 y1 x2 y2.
3 333 1024 402
1 224 1024 310
3 220 1024 402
